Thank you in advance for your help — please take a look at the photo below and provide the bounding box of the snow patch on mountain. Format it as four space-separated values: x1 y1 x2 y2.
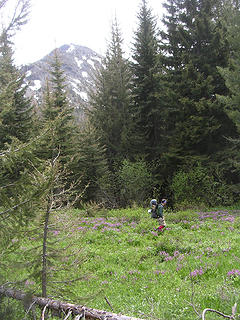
80 92 88 101
67 44 75 53
26 70 32 77
87 59 95 68
29 80 41 91
21 43 102 121
75 57 83 68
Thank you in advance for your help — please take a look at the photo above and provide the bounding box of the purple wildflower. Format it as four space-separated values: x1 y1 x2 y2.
176 264 183 271
178 254 185 261
222 216 235 223
174 251 180 257
159 251 169 256
154 270 166 275
129 270 140 275
190 268 204 277
77 226 86 231
227 269 240 277
25 280 35 287
165 256 174 261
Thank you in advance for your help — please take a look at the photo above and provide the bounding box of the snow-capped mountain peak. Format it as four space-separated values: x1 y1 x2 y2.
21 44 103 120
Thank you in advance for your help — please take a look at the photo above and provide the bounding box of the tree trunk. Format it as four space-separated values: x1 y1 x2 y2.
42 200 51 298
0 286 146 320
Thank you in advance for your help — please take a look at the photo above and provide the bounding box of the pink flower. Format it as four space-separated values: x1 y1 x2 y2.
25 280 35 287
190 268 204 277
227 269 240 277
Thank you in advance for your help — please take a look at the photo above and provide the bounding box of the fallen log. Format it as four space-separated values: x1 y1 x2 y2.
0 286 146 320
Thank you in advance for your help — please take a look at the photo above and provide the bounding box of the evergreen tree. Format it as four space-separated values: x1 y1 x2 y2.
88 18 133 166
39 51 76 165
217 0 240 133
0 30 36 199
72 121 109 203
217 0 240 191
0 30 33 149
131 0 165 159
160 0 237 170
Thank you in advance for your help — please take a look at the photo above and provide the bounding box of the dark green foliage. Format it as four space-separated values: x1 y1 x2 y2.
217 1 240 132
160 0 237 170
88 18 133 166
39 51 76 165
0 31 36 204
71 122 109 204
118 158 154 206
0 31 34 149
0 297 27 320
170 163 234 208
0 137 49 271
131 0 165 159
217 1 240 195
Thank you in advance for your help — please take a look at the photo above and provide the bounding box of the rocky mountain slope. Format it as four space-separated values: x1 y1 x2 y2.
21 44 102 121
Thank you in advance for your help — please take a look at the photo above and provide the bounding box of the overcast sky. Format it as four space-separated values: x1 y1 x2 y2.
4 0 164 65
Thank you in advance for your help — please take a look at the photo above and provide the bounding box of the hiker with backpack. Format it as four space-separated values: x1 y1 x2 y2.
148 198 167 231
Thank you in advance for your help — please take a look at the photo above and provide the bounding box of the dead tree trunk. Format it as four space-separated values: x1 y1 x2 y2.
0 286 146 320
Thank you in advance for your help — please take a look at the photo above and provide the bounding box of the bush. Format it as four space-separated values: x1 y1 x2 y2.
171 164 233 208
118 159 154 206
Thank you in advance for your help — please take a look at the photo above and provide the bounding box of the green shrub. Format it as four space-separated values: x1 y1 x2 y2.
118 159 154 206
171 164 233 208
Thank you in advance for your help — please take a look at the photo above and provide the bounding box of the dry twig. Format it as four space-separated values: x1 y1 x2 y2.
202 303 237 320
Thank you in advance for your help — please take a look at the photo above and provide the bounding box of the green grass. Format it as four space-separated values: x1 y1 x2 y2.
1 206 240 319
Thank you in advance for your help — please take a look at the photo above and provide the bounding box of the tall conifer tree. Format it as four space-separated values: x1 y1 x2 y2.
39 51 75 165
0 31 33 149
131 0 164 159
217 0 240 189
161 0 237 169
72 121 109 203
0 30 35 196
89 18 133 167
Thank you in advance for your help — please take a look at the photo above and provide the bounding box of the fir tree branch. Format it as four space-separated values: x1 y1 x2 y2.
49 276 86 284
0 199 30 217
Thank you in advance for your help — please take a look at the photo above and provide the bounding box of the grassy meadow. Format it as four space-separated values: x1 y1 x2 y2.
2 205 240 319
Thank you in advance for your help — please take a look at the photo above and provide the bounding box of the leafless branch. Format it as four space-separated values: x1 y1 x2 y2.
41 303 48 320
63 309 72 320
0 0 7 10
1 278 28 287
23 300 37 320
202 308 233 319
0 183 16 190
185 261 201 317
105 296 114 312
5 0 31 34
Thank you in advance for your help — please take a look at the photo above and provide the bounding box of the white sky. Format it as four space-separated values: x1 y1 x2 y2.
4 0 165 66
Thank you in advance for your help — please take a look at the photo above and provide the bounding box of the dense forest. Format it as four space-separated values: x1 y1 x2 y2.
0 0 240 317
